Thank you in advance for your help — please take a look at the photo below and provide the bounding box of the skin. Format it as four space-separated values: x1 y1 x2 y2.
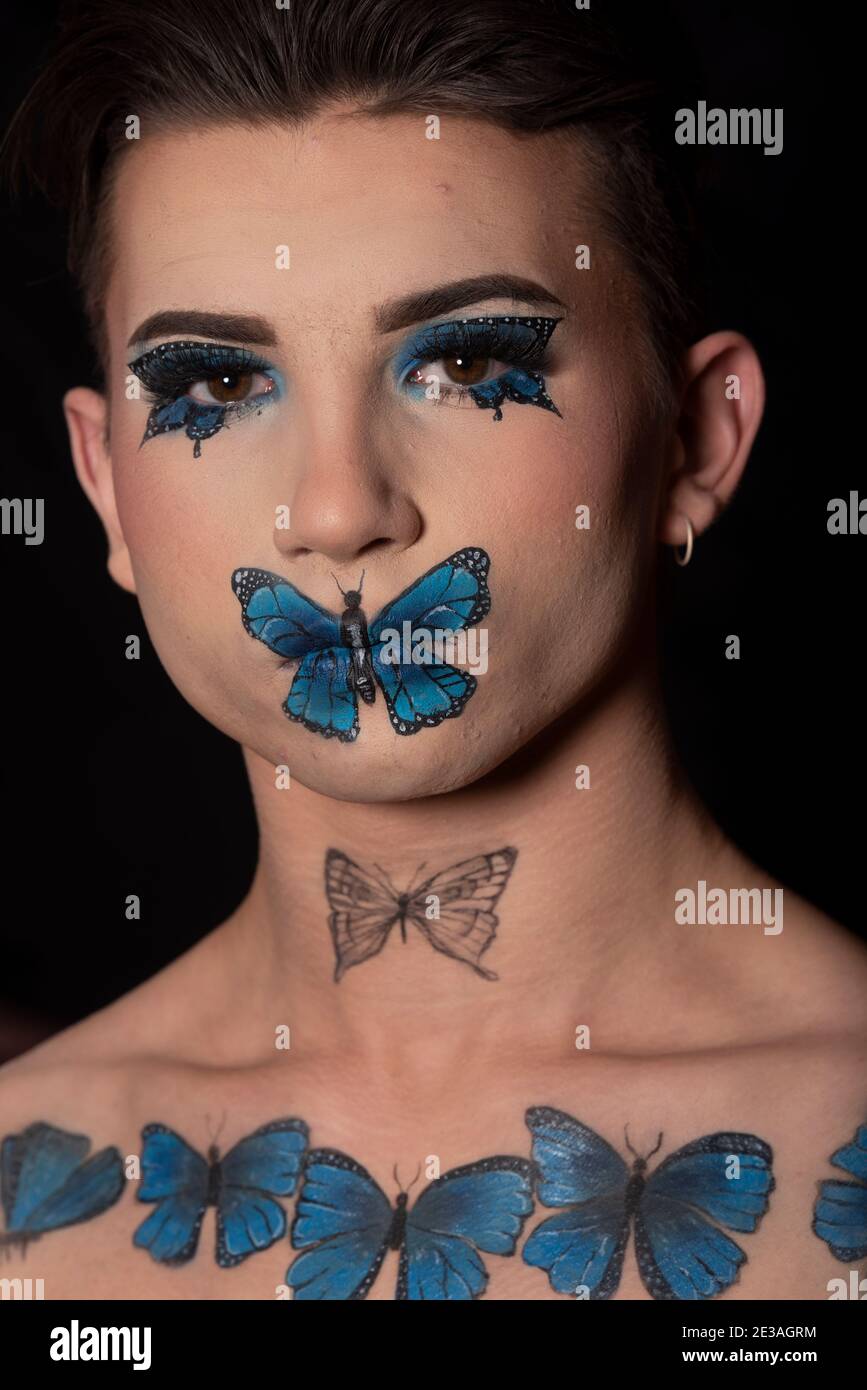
1 110 865 1301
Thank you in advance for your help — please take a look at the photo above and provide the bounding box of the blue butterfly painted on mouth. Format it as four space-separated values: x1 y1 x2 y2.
522 1107 775 1300
286 1148 534 1299
0 1122 124 1252
231 547 490 741
812 1120 867 1260
133 1118 308 1267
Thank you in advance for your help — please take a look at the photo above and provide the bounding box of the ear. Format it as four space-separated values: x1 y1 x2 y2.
63 387 137 593
659 331 765 551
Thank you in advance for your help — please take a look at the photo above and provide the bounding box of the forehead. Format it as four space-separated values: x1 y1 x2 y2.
107 111 597 337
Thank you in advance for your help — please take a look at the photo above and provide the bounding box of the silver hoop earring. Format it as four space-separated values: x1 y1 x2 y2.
674 515 694 567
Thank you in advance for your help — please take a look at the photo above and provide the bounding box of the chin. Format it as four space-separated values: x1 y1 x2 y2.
244 709 512 803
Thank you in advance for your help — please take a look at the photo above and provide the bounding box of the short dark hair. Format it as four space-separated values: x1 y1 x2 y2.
3 0 704 403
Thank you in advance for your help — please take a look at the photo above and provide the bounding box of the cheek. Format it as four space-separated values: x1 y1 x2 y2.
111 379 264 596
469 402 660 724
110 428 248 712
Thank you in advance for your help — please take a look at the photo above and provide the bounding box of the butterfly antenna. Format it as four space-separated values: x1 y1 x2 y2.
623 1124 639 1159
357 568 365 594
206 1110 228 1147
393 1162 423 1194
403 860 428 897
646 1131 664 1161
331 572 348 600
371 862 400 896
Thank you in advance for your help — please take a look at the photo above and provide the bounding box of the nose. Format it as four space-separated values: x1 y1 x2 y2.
274 422 422 570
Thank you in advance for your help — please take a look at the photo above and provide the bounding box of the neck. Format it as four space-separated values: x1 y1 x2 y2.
223 657 728 1070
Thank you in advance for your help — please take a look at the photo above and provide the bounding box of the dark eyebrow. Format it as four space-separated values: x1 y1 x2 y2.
127 310 278 352
374 274 566 334
127 274 566 352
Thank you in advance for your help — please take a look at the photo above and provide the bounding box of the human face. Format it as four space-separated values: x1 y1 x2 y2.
100 111 667 801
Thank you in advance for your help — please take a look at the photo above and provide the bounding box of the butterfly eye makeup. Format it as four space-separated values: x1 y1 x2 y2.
127 340 284 458
392 314 563 421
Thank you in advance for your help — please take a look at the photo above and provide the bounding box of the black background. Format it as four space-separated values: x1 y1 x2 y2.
0 4 849 1060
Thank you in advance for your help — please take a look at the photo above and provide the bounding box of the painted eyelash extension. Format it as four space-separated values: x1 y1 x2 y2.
127 340 277 458
416 314 561 367
404 315 563 422
128 340 271 391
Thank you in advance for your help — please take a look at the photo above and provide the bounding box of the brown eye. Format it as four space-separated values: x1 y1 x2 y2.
204 372 254 404
442 354 491 386
188 370 275 408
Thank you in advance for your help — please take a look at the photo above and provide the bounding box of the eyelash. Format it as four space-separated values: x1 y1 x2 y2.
400 317 556 369
129 342 278 413
127 314 563 460
396 315 563 420
127 341 280 457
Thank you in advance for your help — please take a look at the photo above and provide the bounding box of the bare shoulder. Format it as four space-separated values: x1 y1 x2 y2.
784 893 867 1021
741 880 867 1111
0 1024 142 1144
713 842 867 1045
0 917 241 1100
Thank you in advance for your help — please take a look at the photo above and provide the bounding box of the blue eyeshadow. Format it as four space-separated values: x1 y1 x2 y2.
128 340 283 458
391 314 563 421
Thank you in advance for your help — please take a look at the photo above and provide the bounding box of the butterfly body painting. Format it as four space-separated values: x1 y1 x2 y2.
133 1118 308 1267
812 1120 867 1260
325 845 518 981
231 547 491 741
523 1107 775 1300
287 1148 535 1299
0 1122 124 1253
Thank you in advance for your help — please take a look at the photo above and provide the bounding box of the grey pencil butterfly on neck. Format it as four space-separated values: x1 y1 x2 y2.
323 847 518 982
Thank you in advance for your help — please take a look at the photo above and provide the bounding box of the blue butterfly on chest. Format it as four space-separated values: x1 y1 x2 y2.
1 1123 124 1253
522 1106 775 1300
133 1119 308 1267
812 1119 867 1261
286 1148 534 1299
232 547 490 741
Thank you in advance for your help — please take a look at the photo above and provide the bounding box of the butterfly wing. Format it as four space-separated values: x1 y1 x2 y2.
284 646 359 742
637 1132 775 1299
287 1149 394 1299
215 1118 309 1268
232 568 358 741
367 548 490 735
813 1121 867 1260
232 567 342 658
0 1123 123 1236
406 848 518 980
400 1156 534 1300
324 849 401 981
368 548 490 641
133 1124 210 1266
369 648 475 735
522 1106 631 1299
